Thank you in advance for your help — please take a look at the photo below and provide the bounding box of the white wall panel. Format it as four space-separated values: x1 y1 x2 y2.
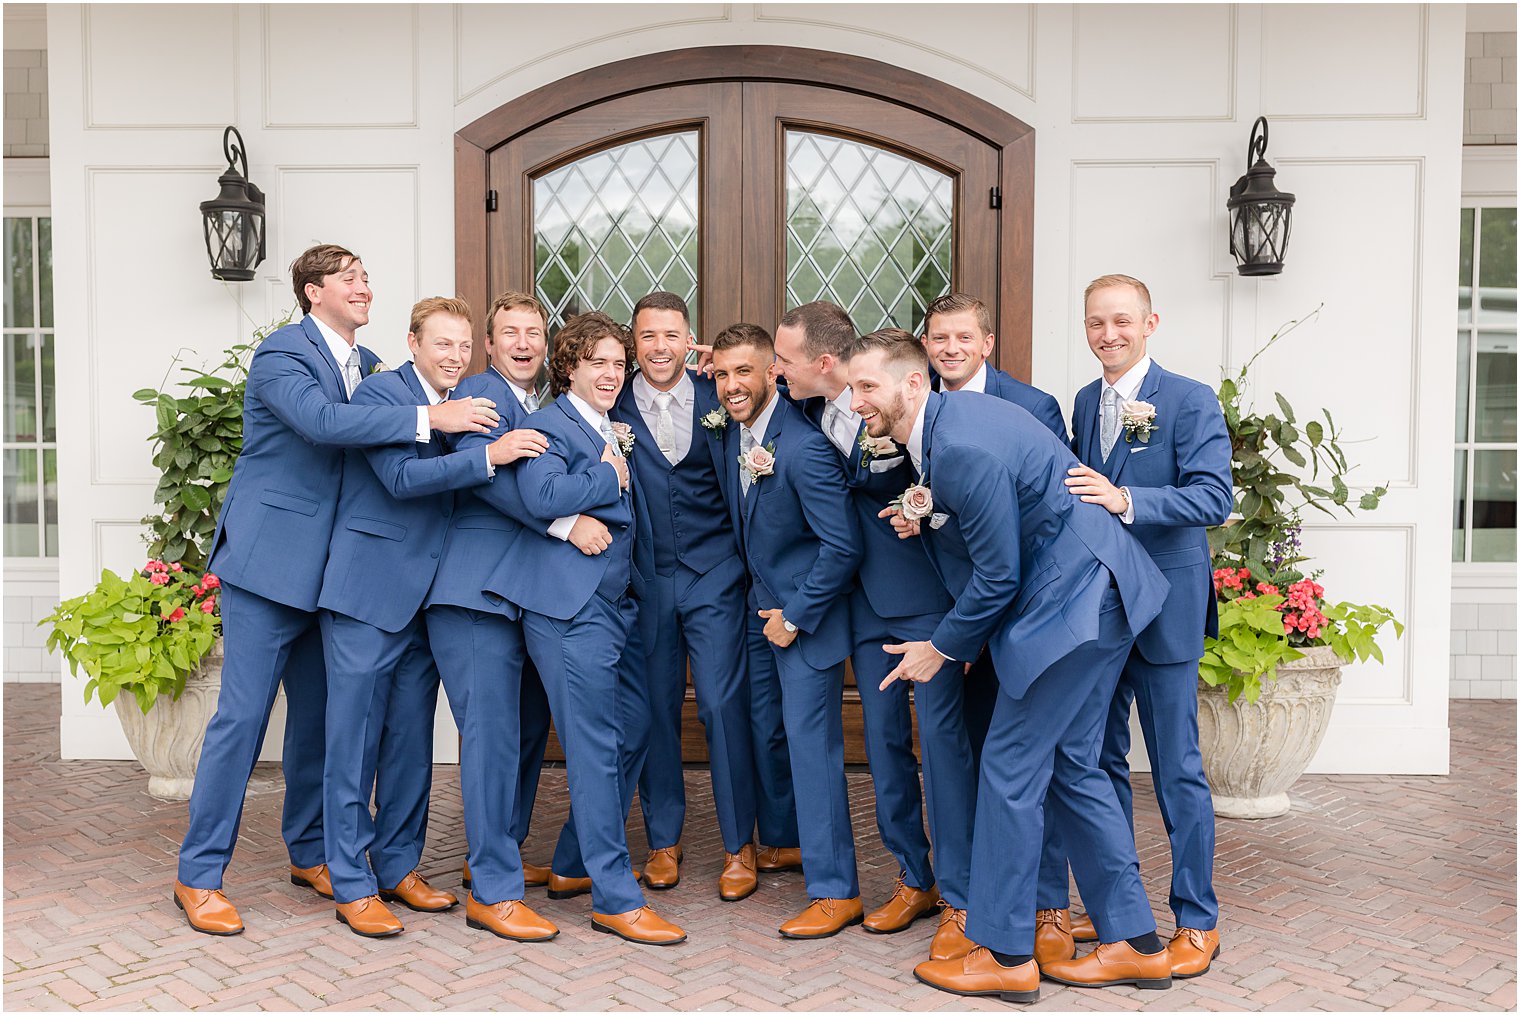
1298 524 1414 703
1072 4 1234 121
93 519 151 580
264 5 418 128
84 4 238 128
1263 4 1427 119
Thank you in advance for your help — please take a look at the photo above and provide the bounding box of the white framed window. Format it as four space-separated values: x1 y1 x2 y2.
3 209 55 559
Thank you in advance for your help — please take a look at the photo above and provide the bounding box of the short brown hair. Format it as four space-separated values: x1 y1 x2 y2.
778 301 856 359
847 327 930 374
1084 274 1153 317
547 311 633 396
485 290 548 336
924 292 992 337
290 243 360 315
631 291 690 330
711 322 774 356
408 296 473 339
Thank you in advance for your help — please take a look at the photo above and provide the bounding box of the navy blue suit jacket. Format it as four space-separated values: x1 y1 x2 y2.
208 315 420 611
916 391 1169 698
935 364 1068 444
1072 361 1232 663
722 394 862 669
317 363 491 633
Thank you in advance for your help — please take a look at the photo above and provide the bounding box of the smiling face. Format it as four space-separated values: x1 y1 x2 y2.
712 342 777 427
487 305 547 388
306 257 371 339
773 322 836 399
568 335 628 414
1084 282 1158 382
923 308 995 390
408 311 473 396
633 307 691 389
848 348 922 444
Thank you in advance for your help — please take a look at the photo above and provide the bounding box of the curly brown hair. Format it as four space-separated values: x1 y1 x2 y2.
547 311 634 397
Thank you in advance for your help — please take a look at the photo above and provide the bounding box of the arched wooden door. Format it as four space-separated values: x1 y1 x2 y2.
457 47 1034 761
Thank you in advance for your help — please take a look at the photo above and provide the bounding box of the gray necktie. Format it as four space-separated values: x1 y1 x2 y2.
524 389 540 412
654 391 678 464
1100 386 1120 461
344 347 362 397
599 418 620 453
740 427 755 496
822 402 849 454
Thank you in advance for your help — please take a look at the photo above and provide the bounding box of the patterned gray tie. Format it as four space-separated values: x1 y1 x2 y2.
1100 385 1120 461
654 390 678 464
524 389 540 412
343 347 363 398
740 427 755 496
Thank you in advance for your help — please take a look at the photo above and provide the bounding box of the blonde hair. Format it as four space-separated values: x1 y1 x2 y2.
1083 274 1152 316
409 296 473 338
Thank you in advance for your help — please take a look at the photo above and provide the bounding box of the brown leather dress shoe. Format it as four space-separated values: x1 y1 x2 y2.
779 897 864 939
755 844 803 872
546 866 641 900
643 845 683 890
380 870 458 913
335 896 404 938
173 882 244 936
521 861 551 888
289 863 334 900
591 906 687 945
1070 910 1098 942
863 873 940 933
1039 940 1173 990
1033 908 1076 966
1167 927 1221 978
719 843 758 902
930 902 973 961
914 947 1040 1004
465 894 559 942
461 858 471 890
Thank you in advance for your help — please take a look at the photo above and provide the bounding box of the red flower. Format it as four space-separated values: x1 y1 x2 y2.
1257 582 1279 596
1239 591 1256 600
144 560 168 573
200 597 217 615
202 573 221 591
169 562 183 572
148 572 170 586
191 584 204 597
167 607 187 622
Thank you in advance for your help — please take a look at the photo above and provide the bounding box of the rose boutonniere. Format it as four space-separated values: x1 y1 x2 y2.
739 441 777 483
610 421 636 456
700 407 729 434
858 430 898 463
890 482 934 522
1121 400 1158 444
370 361 388 374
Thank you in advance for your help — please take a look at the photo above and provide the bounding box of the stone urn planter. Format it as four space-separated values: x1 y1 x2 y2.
1196 644 1345 819
113 639 223 801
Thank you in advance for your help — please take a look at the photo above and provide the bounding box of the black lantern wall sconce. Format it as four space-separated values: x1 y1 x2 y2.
1227 116 1295 276
200 126 266 281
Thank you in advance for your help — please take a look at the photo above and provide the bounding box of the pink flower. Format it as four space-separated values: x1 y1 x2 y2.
741 444 775 479
202 574 221 590
148 572 170 586
200 597 217 615
144 560 168 573
191 584 204 597
169 562 183 572
898 484 934 522
167 607 186 622
1257 582 1279 596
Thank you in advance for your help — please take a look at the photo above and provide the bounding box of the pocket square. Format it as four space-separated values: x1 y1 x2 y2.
929 512 949 530
868 455 905 473
1129 445 1155 454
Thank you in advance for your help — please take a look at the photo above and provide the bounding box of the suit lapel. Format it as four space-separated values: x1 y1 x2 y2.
1077 384 1100 467
742 396 786 529
302 315 349 402
614 383 657 455
920 391 942 486
1102 361 1159 485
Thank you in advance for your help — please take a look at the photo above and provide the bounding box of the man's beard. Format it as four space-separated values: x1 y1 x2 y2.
874 389 910 437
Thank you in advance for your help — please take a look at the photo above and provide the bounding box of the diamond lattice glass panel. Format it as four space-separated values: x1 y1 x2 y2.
785 132 953 335
533 131 700 338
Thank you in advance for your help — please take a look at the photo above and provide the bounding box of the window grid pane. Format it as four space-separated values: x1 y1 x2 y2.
1472 449 1518 563
1453 449 1468 563
3 447 40 557
5 218 34 329
4 213 55 558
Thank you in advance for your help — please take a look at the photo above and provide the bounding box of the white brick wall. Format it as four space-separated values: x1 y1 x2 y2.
3 48 47 157
3 570 62 682
1450 581 1517 698
1465 32 1517 145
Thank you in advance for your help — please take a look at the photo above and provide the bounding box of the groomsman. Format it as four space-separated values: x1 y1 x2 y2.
486 312 684 945
1037 275 1232 978
612 292 764 899
847 329 1173 1002
775 302 972 952
711 323 864 938
318 297 531 937
174 246 497 935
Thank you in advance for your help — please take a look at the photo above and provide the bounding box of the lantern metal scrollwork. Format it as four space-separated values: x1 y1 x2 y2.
1227 116 1295 277
199 126 266 282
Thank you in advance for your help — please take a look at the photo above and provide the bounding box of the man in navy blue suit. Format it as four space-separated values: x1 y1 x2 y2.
173 246 498 936
1036 275 1232 980
318 297 541 938
611 291 766 901
847 329 1173 1003
774 301 968 952
486 312 685 946
711 322 864 939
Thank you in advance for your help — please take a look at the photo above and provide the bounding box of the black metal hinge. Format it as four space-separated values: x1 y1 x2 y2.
989 186 1002 210
486 190 498 212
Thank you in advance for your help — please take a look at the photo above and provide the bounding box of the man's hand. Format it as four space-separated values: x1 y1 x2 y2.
879 641 948 690
487 428 548 465
688 339 715 378
602 443 630 490
1065 465 1127 514
758 608 797 648
566 514 611 555
878 504 921 539
429 397 501 434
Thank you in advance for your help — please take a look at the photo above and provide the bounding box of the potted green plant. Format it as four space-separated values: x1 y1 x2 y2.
1199 310 1403 818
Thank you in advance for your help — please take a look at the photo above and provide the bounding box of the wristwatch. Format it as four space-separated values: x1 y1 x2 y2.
782 618 797 633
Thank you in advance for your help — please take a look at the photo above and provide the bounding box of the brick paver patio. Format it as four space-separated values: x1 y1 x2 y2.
3 685 1515 1011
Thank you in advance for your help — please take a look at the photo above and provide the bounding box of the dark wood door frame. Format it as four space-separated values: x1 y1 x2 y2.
455 44 1036 379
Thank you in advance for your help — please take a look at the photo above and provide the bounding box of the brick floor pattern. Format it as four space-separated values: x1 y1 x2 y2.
4 686 1515 1011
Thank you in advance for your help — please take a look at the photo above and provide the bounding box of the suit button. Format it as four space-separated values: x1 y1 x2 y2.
430 551 439 559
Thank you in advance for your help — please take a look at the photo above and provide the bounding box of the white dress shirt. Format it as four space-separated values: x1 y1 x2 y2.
820 385 862 458
1098 355 1152 525
949 361 989 394
633 370 695 463
488 366 574 540
906 396 929 478
312 314 430 441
